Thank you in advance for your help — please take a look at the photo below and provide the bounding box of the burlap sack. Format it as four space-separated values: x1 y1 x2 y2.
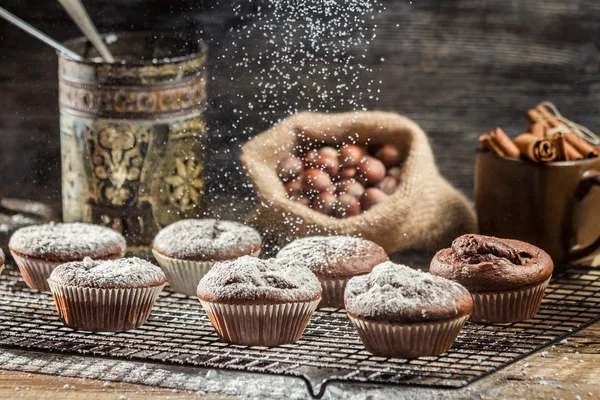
240 111 477 254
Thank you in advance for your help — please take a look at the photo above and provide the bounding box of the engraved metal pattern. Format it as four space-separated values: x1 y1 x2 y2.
59 75 207 118
87 124 149 207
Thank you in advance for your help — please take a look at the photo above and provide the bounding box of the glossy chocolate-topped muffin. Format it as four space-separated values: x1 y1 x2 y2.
430 234 553 323
9 223 126 291
48 257 166 332
152 219 262 297
197 256 321 346
276 236 388 308
345 261 472 358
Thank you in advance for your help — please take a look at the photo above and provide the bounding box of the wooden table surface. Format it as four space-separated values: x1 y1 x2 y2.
0 321 597 399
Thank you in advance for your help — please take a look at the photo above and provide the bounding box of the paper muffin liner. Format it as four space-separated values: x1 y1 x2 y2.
469 277 551 323
152 249 260 297
47 280 165 332
348 313 470 359
199 298 320 346
319 276 356 309
10 252 63 292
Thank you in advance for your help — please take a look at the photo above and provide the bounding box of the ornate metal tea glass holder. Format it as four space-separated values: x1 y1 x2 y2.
59 33 207 249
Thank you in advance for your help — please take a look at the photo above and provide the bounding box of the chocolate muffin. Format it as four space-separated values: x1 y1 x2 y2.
153 219 262 296
9 223 126 291
430 234 553 323
197 256 322 346
48 257 166 332
276 236 388 308
345 261 472 358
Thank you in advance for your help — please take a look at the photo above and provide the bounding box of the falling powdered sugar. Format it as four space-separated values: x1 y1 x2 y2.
49 257 166 289
197 256 322 303
153 219 261 260
345 262 472 323
9 223 126 261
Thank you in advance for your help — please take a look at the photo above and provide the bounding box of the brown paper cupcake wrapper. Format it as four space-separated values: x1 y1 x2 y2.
153 250 261 297
47 280 165 332
470 277 551 323
319 276 354 309
199 299 320 346
348 314 469 359
10 252 63 291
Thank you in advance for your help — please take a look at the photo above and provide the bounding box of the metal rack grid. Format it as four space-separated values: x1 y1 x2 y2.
0 265 597 398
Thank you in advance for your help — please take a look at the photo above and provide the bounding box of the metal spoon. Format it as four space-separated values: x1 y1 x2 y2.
0 6 84 61
58 0 115 62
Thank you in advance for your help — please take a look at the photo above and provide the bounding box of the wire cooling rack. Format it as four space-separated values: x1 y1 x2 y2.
0 265 597 398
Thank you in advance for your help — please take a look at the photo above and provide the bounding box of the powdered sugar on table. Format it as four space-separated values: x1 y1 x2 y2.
49 257 166 289
197 256 321 303
345 262 472 322
8 223 126 260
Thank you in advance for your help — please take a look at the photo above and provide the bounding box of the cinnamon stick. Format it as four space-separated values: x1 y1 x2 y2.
529 121 548 138
514 133 558 162
527 109 544 124
552 132 583 161
488 127 521 159
479 133 504 156
564 132 598 158
536 105 562 128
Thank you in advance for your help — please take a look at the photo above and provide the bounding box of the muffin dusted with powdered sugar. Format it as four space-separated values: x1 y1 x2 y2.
49 257 166 289
277 236 387 308
152 219 262 297
345 262 472 359
197 256 321 303
197 256 321 346
48 257 166 333
9 222 126 291
153 219 261 261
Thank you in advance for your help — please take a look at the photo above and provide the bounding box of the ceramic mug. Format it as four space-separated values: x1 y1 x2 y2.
475 151 600 264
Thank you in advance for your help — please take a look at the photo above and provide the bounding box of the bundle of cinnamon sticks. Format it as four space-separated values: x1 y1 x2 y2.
479 104 599 163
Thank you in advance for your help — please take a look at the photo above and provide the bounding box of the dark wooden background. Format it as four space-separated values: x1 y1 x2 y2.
1 0 599 213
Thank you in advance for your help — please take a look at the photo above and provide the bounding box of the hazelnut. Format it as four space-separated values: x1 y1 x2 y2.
376 176 398 195
338 167 357 179
312 192 337 215
356 156 386 186
375 144 401 168
285 180 303 198
361 188 389 211
324 183 337 195
339 144 363 168
318 146 339 158
387 166 403 180
303 168 332 193
277 155 304 182
298 197 311 207
335 193 361 218
303 149 320 167
314 154 340 176
337 179 365 198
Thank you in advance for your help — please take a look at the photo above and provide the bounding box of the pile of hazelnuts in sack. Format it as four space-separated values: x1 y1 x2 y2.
277 144 403 218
